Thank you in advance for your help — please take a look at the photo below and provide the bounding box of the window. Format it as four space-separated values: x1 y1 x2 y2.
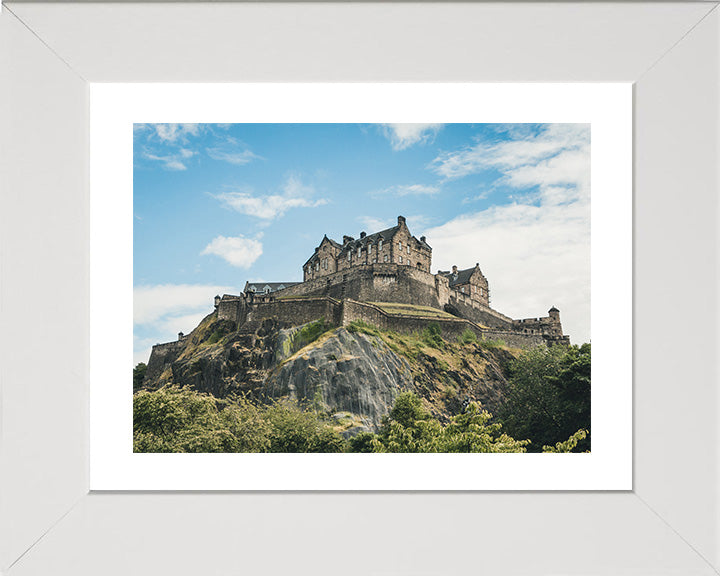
407 245 410 255
399 256 403 263
357 247 361 257
373 258 377 263
398 241 402 251
461 286 465 293
384 254 389 263
347 252 351 262
368 245 372 255
378 239 383 250
315 262 319 271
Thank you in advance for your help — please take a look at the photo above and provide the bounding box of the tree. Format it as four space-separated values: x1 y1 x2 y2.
133 362 147 391
499 343 591 452
349 392 529 453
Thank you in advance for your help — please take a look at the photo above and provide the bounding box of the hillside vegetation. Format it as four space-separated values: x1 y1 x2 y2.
135 314 590 453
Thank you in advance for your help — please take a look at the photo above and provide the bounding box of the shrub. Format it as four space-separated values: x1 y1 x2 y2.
459 328 477 345
421 322 444 349
347 320 380 336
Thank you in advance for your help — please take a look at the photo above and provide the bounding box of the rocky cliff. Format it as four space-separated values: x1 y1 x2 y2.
141 311 519 432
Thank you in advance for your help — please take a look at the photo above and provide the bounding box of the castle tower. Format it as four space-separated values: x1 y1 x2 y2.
548 306 560 322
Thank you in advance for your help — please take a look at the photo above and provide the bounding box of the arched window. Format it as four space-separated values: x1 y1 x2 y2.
417 262 422 270
347 252 351 262
399 256 403 264
384 254 389 263
378 239 383 251
398 241 402 251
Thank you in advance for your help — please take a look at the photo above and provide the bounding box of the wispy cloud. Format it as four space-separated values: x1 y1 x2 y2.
431 124 589 186
381 124 444 151
135 123 202 144
143 147 195 171
201 234 263 268
213 175 327 220
375 184 440 197
134 283 234 326
133 283 234 364
425 124 591 343
206 136 261 166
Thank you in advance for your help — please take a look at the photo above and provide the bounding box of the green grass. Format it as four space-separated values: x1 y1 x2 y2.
369 302 457 319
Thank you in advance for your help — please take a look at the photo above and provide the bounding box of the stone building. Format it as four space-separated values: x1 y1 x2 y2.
154 214 571 364
303 216 432 282
437 264 490 307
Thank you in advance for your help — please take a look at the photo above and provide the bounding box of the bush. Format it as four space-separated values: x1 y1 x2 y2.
346 320 380 336
421 322 444 349
459 328 477 345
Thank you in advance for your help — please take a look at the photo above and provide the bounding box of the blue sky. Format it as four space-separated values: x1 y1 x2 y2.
134 123 590 365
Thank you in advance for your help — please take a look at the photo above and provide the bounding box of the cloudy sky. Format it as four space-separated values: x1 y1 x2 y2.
133 123 590 365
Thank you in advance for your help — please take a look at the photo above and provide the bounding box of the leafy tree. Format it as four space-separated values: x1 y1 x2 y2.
350 392 528 453
264 400 345 453
499 343 591 452
133 362 147 391
542 429 588 453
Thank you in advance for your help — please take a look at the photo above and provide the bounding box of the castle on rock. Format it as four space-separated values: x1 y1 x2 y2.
210 216 569 347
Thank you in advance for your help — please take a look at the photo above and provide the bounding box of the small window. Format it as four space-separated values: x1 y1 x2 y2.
378 240 383 250
399 256 403 263
357 247 361 257
316 262 319 271
348 252 351 262
384 254 389 263
398 241 402 251
373 258 377 264
368 245 372 254
461 286 465 293
407 245 410 255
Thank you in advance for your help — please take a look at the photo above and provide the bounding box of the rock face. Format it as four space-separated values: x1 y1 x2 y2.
264 328 414 431
143 312 517 432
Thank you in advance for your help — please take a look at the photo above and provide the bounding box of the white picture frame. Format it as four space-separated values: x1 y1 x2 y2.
1 2 718 574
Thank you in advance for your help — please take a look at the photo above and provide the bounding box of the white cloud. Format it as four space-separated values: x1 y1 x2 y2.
425 124 591 344
431 124 590 182
134 283 234 326
381 123 444 151
143 148 195 171
376 184 440 197
213 175 327 220
133 283 235 365
201 235 263 268
426 202 590 344
139 123 201 144
206 137 261 166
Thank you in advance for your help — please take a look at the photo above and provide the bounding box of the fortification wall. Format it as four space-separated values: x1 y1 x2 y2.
481 329 547 349
144 340 183 382
247 297 343 328
217 295 246 325
447 293 515 329
277 264 442 308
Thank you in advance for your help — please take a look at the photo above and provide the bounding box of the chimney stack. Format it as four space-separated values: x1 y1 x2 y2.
360 231 366 239
343 235 354 244
452 265 458 274
420 236 426 243
397 215 406 226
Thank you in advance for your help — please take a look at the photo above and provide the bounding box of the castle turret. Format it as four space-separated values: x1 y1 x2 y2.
549 306 560 322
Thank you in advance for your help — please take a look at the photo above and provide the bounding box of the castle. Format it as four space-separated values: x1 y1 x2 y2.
148 216 569 372
212 216 568 343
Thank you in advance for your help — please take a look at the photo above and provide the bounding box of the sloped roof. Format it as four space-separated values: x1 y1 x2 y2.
439 267 478 287
244 282 300 293
344 225 400 251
